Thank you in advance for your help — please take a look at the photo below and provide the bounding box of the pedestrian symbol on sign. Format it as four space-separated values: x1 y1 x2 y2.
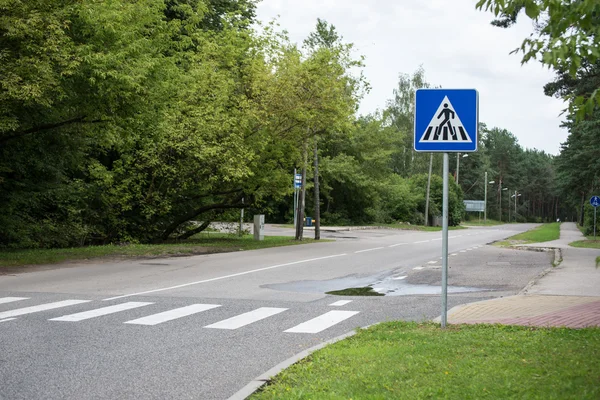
418 96 472 143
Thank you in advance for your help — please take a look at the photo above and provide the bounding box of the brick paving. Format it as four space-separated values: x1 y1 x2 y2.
450 297 600 328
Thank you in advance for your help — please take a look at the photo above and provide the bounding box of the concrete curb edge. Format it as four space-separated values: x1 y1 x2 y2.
227 330 358 400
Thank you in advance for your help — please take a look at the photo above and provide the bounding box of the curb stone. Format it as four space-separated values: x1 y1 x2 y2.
228 330 357 400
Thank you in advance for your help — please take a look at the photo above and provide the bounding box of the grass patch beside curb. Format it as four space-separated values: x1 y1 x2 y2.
0 235 327 267
569 240 600 249
494 223 560 247
251 322 600 400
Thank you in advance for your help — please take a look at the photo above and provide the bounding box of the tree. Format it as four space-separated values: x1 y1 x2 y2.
476 0 600 118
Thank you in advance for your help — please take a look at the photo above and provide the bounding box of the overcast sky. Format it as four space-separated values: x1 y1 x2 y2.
255 0 569 155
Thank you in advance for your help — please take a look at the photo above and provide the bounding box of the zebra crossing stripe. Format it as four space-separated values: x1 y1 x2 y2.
0 297 29 305
50 302 152 322
205 307 288 330
285 310 359 334
124 304 221 326
0 300 91 320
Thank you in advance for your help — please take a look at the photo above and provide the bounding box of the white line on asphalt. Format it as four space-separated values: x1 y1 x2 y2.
451 253 458 256
205 307 288 330
428 261 437 264
103 253 348 301
0 318 16 323
413 266 424 270
0 300 91 320
392 276 407 280
355 247 384 253
432 238 442 241
50 302 153 322
329 300 353 306
460 250 467 253
414 240 430 244
388 243 408 247
449 235 463 239
467 248 473 251
285 311 360 334
124 304 221 326
0 297 29 305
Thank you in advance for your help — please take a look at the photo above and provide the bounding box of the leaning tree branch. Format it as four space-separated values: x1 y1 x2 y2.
0 116 105 144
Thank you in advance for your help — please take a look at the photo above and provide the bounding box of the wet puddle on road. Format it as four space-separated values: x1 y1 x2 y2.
264 272 489 296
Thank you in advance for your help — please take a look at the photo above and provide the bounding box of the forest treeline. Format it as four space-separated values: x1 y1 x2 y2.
0 0 596 248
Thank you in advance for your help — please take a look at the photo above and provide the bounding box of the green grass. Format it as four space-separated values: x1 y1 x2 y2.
494 222 560 247
325 287 384 296
596 256 600 268
373 223 466 231
569 240 600 249
461 219 503 226
0 234 327 267
251 322 600 400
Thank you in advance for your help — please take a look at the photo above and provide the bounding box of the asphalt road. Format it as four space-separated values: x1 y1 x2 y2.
0 224 552 399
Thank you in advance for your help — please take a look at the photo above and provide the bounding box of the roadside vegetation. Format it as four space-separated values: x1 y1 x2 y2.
461 219 503 226
0 235 324 268
251 322 600 400
495 223 560 247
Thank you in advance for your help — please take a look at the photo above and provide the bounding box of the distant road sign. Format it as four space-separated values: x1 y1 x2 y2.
294 173 302 188
591 196 600 207
414 89 478 153
464 200 485 212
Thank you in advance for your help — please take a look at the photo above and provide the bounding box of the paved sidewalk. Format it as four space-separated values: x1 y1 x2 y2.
446 222 600 328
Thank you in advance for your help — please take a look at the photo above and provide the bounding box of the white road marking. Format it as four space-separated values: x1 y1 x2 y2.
103 253 348 301
392 276 407 280
205 307 287 330
285 311 360 334
389 243 408 247
428 261 437 264
467 248 473 251
451 253 458 256
329 300 353 306
432 238 442 241
413 266 425 270
355 247 384 254
0 297 29 305
414 240 430 244
460 250 467 253
0 318 16 323
124 304 221 326
0 300 90 320
50 302 152 322
449 235 463 239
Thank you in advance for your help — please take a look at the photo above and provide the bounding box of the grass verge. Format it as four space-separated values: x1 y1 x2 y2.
494 222 560 247
569 240 600 249
0 234 327 267
461 219 504 226
596 256 600 268
251 322 600 400
325 287 384 296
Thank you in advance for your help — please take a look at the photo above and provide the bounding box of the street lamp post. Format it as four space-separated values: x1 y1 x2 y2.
499 180 508 222
511 190 521 222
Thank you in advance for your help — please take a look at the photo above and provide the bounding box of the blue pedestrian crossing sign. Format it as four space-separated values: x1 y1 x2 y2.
414 89 478 152
591 196 600 207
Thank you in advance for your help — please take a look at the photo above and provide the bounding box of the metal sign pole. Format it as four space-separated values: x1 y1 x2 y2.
441 153 449 328
595 207 597 240
293 169 297 230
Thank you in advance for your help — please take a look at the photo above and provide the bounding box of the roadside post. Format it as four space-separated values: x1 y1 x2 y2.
253 214 265 241
414 89 479 328
591 196 600 239
293 171 302 229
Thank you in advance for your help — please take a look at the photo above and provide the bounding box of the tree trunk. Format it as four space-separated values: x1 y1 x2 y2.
580 192 585 226
314 140 320 240
295 140 308 240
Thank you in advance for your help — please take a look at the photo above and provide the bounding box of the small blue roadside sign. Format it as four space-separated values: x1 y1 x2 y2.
414 89 478 153
591 196 600 207
294 173 302 188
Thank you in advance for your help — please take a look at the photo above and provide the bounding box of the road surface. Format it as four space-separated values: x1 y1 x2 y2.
0 224 552 399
